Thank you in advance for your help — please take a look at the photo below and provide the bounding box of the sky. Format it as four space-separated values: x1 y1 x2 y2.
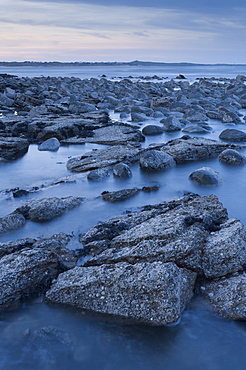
0 0 246 63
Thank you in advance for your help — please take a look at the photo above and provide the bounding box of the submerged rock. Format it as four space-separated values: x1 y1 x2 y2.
189 167 222 186
218 149 246 165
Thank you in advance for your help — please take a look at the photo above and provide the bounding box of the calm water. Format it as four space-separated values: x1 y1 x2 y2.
0 65 246 369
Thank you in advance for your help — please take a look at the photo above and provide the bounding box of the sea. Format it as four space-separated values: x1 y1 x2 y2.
0 63 246 370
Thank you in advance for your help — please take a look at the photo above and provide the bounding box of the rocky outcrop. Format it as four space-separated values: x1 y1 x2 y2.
0 233 77 311
0 137 29 160
156 137 245 163
66 145 141 172
45 193 246 324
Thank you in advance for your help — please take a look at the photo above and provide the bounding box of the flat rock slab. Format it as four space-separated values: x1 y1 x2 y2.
46 261 197 326
15 196 84 222
62 124 144 145
67 145 141 172
157 137 245 163
0 137 29 160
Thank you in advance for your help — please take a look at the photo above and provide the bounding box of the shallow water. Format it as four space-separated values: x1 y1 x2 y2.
1 66 246 369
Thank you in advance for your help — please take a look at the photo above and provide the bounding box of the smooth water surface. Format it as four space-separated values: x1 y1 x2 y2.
0 65 246 369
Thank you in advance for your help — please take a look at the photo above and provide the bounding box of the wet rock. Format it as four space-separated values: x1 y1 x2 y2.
158 137 245 163
46 261 196 326
87 168 110 181
142 125 164 136
38 137 60 151
0 137 29 160
0 93 14 107
218 149 246 165
161 116 184 131
15 196 84 222
67 145 141 173
0 213 26 235
183 109 208 122
206 111 222 120
189 167 222 186
203 273 246 319
139 150 176 171
101 188 140 202
113 163 132 178
219 129 246 142
182 125 209 134
131 112 149 122
0 233 76 311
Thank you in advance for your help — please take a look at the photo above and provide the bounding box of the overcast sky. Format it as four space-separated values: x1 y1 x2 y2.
1 0 246 63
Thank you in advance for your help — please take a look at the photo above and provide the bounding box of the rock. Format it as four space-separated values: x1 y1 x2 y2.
0 233 77 311
218 149 246 165
0 213 26 235
0 93 14 107
175 74 186 79
159 137 245 163
219 129 246 142
142 125 164 136
46 261 196 326
101 188 140 202
139 150 176 171
183 109 208 122
131 112 149 122
161 116 184 131
14 196 84 222
83 124 145 145
38 137 60 151
189 167 222 186
113 163 132 178
87 168 110 181
0 137 29 160
221 111 241 124
206 111 222 120
182 125 209 134
203 272 246 319
67 145 140 173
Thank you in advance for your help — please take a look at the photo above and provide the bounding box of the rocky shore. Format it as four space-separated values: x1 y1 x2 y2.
1 72 246 325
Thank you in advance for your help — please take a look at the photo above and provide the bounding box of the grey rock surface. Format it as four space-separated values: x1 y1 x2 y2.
101 188 140 202
0 233 77 311
113 163 132 178
219 129 246 142
0 213 26 235
67 145 141 172
139 150 176 171
38 137 60 151
87 168 110 181
142 125 164 136
158 137 244 163
15 196 84 222
0 137 29 160
189 167 222 186
46 261 197 325
218 149 246 165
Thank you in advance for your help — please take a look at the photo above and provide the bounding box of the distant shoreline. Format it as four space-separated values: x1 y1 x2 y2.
0 60 245 67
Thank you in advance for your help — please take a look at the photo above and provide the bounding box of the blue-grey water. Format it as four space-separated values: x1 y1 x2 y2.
0 64 246 369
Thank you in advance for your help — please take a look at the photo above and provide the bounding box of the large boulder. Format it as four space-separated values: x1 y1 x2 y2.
46 261 196 326
139 150 176 171
142 125 164 136
0 137 29 160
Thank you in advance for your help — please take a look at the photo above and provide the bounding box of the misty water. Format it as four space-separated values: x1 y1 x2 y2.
1 64 246 369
